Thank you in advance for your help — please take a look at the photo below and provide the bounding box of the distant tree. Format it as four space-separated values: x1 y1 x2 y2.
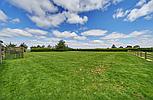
30 46 36 48
111 44 117 48
133 45 140 48
42 45 45 48
20 43 28 52
0 40 3 44
119 46 123 48
6 42 17 47
47 45 52 48
20 43 28 48
126 45 132 48
0 40 4 51
37 45 41 48
55 40 68 50
0 40 3 47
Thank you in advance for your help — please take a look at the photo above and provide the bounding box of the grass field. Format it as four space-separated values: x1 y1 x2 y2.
0 52 153 100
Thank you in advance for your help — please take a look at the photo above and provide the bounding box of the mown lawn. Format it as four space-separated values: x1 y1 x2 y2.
0 52 153 100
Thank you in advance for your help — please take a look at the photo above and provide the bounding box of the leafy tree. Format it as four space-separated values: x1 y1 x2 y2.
0 40 3 44
37 45 41 48
111 44 117 48
0 40 4 51
47 45 52 48
6 42 17 47
42 45 45 48
30 46 36 48
0 40 3 47
20 43 28 52
133 45 140 48
126 45 132 48
119 46 123 48
55 40 68 50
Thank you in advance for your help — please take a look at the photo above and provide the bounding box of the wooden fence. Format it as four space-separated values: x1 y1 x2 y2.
4 47 24 59
0 47 24 64
131 51 153 61
0 46 2 64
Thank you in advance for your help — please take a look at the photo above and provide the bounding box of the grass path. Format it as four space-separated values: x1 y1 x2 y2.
0 52 153 100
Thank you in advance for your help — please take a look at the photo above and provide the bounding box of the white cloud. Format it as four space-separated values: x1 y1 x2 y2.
112 0 123 4
102 32 127 39
0 28 50 39
65 12 88 24
135 36 153 47
128 30 149 38
34 36 47 39
106 39 126 47
53 30 77 38
1 29 152 48
53 30 86 40
81 29 107 36
9 0 58 16
66 40 107 49
8 0 123 28
113 0 153 21
29 12 66 27
0 27 88 41
144 14 153 20
53 0 109 12
29 11 88 27
102 30 149 39
11 18 20 23
53 0 123 13
127 0 153 22
0 9 8 22
25 28 48 35
73 36 87 40
9 0 62 28
113 8 129 19
136 0 147 7
0 28 32 38
91 40 104 44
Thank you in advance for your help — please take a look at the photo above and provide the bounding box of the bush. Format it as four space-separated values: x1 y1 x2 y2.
31 48 52 52
138 48 153 52
71 48 138 52
30 47 73 52
30 47 153 52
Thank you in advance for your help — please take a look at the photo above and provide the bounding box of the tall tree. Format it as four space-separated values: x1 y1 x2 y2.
37 45 41 48
111 44 117 48
20 43 28 52
0 40 3 47
126 45 132 48
42 45 45 48
119 46 123 48
55 40 68 50
133 45 140 48
47 45 52 48
6 42 17 47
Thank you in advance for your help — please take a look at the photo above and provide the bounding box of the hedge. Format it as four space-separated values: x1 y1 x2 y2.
31 47 153 52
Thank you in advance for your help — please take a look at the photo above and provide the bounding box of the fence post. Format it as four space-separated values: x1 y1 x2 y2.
137 52 138 56
21 47 24 58
140 51 142 57
138 52 139 56
145 52 147 59
0 46 2 64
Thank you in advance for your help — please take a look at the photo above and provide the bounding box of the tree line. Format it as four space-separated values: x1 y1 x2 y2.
1 40 153 52
30 40 153 52
0 41 28 52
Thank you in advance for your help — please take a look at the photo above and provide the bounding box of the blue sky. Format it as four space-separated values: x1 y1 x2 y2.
0 0 153 48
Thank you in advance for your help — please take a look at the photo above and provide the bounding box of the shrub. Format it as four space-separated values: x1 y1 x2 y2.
31 48 52 52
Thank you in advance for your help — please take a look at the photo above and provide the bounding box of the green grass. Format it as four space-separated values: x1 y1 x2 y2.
0 52 153 100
